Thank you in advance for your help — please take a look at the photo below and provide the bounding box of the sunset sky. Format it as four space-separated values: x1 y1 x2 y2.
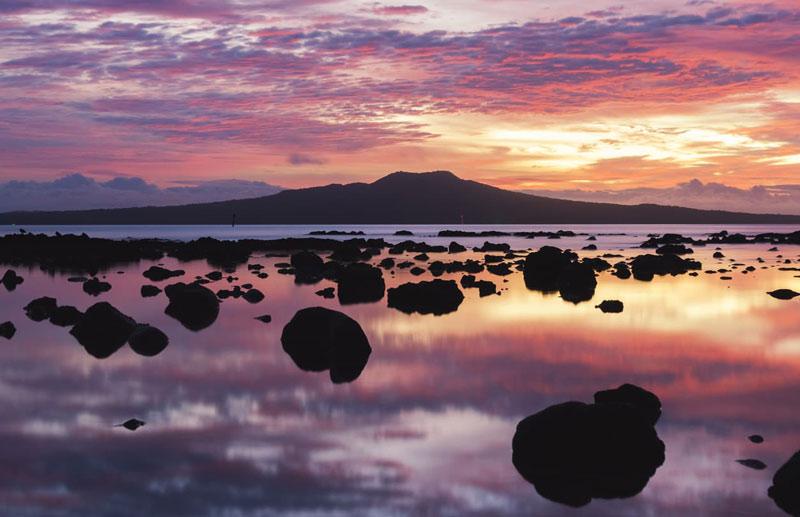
1 0 799 195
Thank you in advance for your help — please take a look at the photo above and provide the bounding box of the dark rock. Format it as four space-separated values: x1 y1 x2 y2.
448 241 467 253
713 251 725 259
474 241 511 253
583 244 598 251
594 384 661 426
281 307 371 383
291 251 325 283
736 459 767 470
476 280 497 297
512 386 665 508
140 285 162 297
24 296 58 321
487 263 514 276
582 257 612 272
49 305 83 327
379 258 395 269
749 434 764 444
410 267 425 276
164 282 220 331
142 265 185 281
768 289 800 300
770 451 800 515
83 277 111 296
242 288 265 304
413 253 430 262
523 246 577 292
613 262 631 279
128 325 169 356
70 302 138 359
656 244 693 255
315 287 335 299
596 300 624 313
557 263 597 303
67 276 88 283
630 254 701 281
1 269 23 291
337 263 385 304
205 271 223 281
394 230 414 236
329 242 364 262
255 314 272 323
116 418 145 431
0 321 15 339
387 279 464 315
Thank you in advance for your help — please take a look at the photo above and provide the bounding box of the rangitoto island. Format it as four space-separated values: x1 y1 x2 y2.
2 171 800 225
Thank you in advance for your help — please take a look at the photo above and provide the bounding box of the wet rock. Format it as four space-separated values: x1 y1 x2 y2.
768 289 800 300
713 251 725 259
387 279 464 315
557 263 597 303
255 314 272 323
140 285 162 297
656 244 693 255
49 305 83 327
242 288 265 304
116 418 145 431
630 254 701 281
205 271 223 281
593 384 661 426
379 258 395 269
582 257 612 272
769 450 800 515
69 302 138 359
512 385 665 508
280 307 371 383
128 325 169 356
487 263 514 276
736 459 767 470
291 251 324 283
142 265 185 281
1 269 23 291
596 300 624 313
613 262 632 279
315 287 335 298
83 277 111 296
164 282 220 331
337 263 385 305
413 253 430 262
476 280 497 297
448 241 467 253
523 246 577 292
410 267 425 276
24 296 58 321
0 321 15 339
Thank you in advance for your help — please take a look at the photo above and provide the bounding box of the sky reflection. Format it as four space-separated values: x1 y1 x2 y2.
1 240 799 515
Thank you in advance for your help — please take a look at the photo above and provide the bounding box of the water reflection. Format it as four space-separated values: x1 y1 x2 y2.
0 241 799 515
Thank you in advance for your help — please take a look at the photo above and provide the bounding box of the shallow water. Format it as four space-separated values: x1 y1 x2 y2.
2 227 800 516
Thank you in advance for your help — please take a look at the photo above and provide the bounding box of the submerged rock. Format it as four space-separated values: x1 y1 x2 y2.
142 265 185 282
749 434 765 444
164 282 220 331
280 307 371 383
315 287 335 299
24 297 58 322
255 314 272 323
736 459 767 470
128 324 169 357
116 418 146 431
387 279 464 315
630 254 701 281
70 302 138 359
596 300 624 314
337 263 385 305
512 384 665 508
0 321 15 340
769 450 800 515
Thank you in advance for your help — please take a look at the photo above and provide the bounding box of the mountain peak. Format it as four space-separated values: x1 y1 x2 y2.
372 170 460 186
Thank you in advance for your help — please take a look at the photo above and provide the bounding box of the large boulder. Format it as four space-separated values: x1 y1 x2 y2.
387 279 464 315
557 263 597 303
594 383 661 426
69 302 138 358
24 297 58 322
280 307 371 383
337 263 385 305
770 450 800 516
164 282 220 331
523 247 578 292
512 385 665 508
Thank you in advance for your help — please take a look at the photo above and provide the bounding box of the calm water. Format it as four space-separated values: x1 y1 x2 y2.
2 225 800 516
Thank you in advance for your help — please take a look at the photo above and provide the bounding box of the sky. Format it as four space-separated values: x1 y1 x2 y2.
1 0 799 207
